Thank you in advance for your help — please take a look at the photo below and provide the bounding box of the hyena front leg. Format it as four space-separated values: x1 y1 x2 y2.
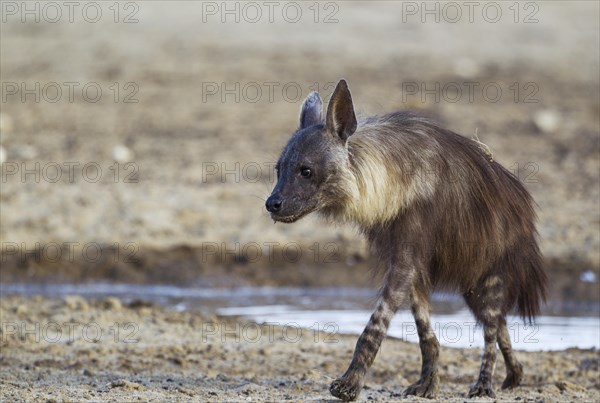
403 288 440 398
329 296 398 401
329 270 410 401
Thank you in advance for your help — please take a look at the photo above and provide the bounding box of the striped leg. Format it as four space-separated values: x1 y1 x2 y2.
497 317 523 389
329 265 411 402
329 296 398 401
465 273 507 398
403 289 440 398
468 318 498 398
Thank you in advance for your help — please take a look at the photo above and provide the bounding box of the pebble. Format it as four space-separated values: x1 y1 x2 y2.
533 110 560 133
171 357 184 366
304 369 321 381
216 373 230 382
127 299 154 309
101 297 122 311
112 144 134 163
111 379 143 390
12 304 28 315
555 380 585 392
176 386 194 396
64 295 90 311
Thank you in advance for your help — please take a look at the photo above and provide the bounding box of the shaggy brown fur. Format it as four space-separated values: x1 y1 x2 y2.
266 79 547 401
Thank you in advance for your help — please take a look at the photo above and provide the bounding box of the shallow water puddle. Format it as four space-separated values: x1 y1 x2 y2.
2 283 598 351
217 304 600 351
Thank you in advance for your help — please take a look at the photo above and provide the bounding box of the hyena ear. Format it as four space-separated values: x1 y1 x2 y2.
299 91 323 129
326 79 357 142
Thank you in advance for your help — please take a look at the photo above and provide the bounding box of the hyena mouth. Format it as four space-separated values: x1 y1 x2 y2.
272 215 299 223
271 208 316 223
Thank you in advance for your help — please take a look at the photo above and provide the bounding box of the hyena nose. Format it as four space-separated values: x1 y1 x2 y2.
265 196 283 213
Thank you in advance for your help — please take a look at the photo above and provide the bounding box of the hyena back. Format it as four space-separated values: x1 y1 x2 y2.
266 79 547 401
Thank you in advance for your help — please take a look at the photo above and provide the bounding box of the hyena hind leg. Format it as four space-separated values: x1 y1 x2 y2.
468 316 499 398
403 288 440 399
464 275 507 398
497 317 523 389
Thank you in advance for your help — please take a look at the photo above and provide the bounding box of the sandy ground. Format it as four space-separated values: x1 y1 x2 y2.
1 295 598 402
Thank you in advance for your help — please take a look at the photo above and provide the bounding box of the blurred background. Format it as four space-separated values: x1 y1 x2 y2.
1 1 599 348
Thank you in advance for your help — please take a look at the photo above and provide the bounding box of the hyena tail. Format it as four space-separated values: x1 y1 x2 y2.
517 244 547 323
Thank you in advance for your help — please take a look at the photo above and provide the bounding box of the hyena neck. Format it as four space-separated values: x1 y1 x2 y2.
324 119 436 229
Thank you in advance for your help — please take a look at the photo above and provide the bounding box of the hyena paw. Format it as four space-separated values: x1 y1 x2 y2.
403 370 439 399
330 376 362 402
468 380 496 398
501 362 523 389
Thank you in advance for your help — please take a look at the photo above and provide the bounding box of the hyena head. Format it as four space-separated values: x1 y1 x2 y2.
266 79 358 223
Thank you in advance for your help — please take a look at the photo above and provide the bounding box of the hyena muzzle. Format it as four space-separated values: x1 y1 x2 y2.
266 79 547 401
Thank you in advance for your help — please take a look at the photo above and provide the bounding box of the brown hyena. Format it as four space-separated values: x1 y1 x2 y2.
266 79 547 401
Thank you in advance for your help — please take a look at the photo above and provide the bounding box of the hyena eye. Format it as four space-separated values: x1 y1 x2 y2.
300 167 312 178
